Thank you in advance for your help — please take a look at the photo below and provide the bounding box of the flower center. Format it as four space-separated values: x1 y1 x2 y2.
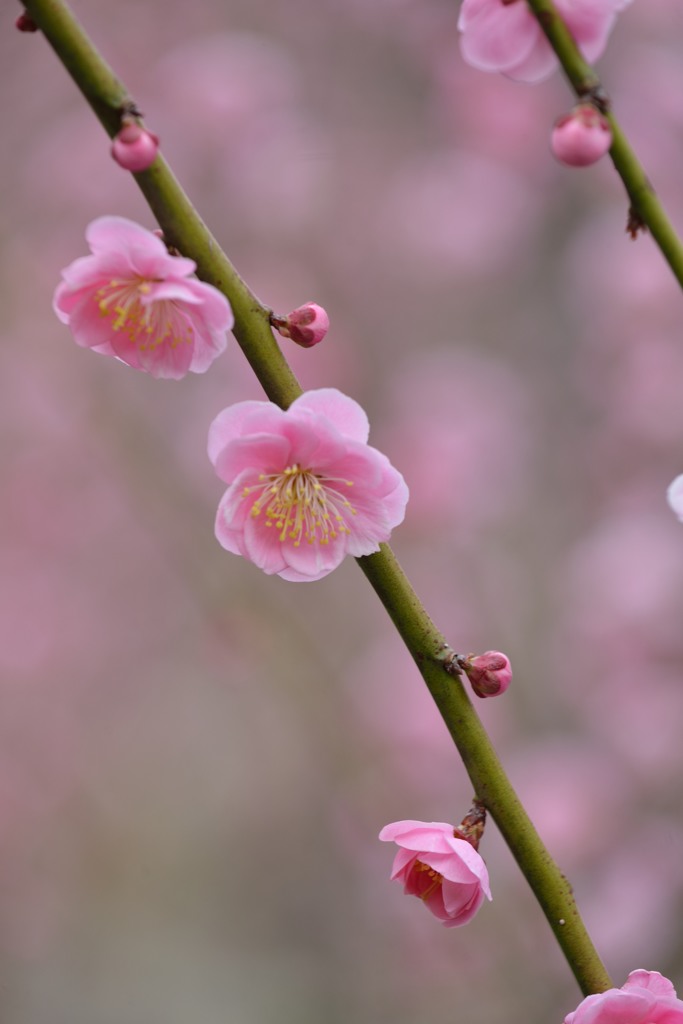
242 463 357 547
414 860 444 901
96 278 193 351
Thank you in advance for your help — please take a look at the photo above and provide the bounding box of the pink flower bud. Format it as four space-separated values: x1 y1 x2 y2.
272 303 329 349
551 104 612 168
463 651 512 698
15 11 39 31
111 120 159 173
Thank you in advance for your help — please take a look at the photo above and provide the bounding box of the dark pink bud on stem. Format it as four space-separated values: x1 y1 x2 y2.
271 302 329 349
551 104 612 167
111 118 160 172
462 651 512 698
16 11 39 31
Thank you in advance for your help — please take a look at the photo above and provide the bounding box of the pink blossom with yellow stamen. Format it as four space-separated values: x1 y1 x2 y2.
53 216 233 379
208 388 408 582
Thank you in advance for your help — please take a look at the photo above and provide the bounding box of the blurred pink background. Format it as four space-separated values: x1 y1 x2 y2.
3 1 683 1021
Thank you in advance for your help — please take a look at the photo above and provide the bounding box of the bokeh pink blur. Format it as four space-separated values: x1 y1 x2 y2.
3 1 683 1021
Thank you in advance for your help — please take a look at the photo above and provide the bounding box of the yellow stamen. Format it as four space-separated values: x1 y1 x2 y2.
242 463 356 547
95 276 194 353
414 860 444 901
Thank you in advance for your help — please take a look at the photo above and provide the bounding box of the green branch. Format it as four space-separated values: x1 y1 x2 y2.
524 0 683 290
22 0 611 995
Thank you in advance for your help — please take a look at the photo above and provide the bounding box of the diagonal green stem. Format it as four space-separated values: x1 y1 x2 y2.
523 0 683 290
22 0 611 995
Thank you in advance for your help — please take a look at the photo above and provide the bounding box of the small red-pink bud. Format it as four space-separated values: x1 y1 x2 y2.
15 11 38 31
272 302 329 349
551 104 611 168
463 651 512 699
111 119 159 173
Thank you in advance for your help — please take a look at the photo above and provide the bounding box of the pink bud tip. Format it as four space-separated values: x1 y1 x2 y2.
550 104 611 168
463 651 512 698
273 302 329 349
111 120 160 173
15 11 38 31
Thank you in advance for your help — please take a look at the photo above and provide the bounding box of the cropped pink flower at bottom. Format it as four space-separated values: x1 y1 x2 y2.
565 970 683 1024
379 820 491 927
208 388 409 582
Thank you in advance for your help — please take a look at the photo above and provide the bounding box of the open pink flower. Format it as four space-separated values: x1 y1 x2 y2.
565 970 683 1024
379 820 491 927
458 0 633 83
53 216 234 379
208 388 409 582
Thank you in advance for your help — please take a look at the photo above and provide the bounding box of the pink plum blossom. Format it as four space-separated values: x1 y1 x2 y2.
208 388 409 582
458 0 633 84
53 216 234 379
379 820 491 927
564 970 683 1024
667 475 683 522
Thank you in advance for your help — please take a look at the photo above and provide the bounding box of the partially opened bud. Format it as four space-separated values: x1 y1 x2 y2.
272 302 329 348
111 119 160 172
379 818 491 927
463 651 512 698
551 104 611 167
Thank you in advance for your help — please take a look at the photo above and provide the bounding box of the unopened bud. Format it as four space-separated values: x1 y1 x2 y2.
463 651 512 699
551 104 611 168
272 302 329 349
16 11 38 31
111 119 159 173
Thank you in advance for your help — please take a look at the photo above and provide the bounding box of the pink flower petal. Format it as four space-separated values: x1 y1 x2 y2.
458 0 540 73
388 848 419 881
134 330 195 380
290 388 370 443
567 990 655 1024
379 821 455 851
213 434 291 485
241 514 292 576
623 971 678 1000
208 403 288 465
279 529 347 581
